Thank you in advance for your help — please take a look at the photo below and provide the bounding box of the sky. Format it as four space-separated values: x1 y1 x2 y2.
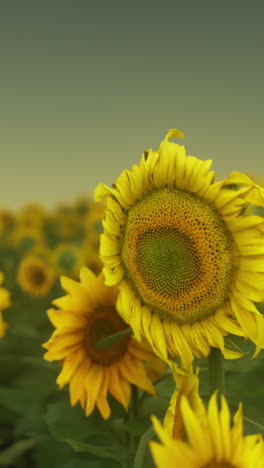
1 1 264 210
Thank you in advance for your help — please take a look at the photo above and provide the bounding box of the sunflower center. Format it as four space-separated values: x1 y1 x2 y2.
58 251 77 270
84 307 131 365
28 266 46 286
137 228 200 291
122 187 233 325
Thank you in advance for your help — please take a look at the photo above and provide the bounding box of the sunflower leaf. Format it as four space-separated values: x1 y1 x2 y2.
67 440 128 467
243 416 264 432
140 395 169 417
0 438 39 466
45 401 103 442
134 425 155 468
94 328 132 350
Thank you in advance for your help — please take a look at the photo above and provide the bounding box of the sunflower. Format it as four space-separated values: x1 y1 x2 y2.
45 206 83 240
242 174 264 218
94 129 264 366
16 203 46 228
9 224 44 252
0 273 11 337
150 392 264 468
74 195 91 217
0 208 14 236
163 368 204 439
17 255 55 296
84 247 104 276
50 243 85 278
43 267 158 420
84 200 105 251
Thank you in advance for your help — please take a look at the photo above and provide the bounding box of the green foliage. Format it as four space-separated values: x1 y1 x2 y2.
1 202 264 467
134 426 155 468
94 328 132 350
0 438 39 467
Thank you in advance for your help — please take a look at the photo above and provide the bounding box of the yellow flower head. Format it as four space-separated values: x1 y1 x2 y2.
0 273 11 337
74 195 91 217
0 208 14 235
94 129 264 366
16 203 46 228
17 255 55 296
46 206 83 239
84 247 104 276
163 368 204 440
150 392 264 468
43 267 157 420
50 243 85 278
243 175 264 217
9 224 44 252
84 201 105 251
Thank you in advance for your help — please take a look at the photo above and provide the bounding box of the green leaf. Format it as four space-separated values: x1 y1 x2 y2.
134 425 155 468
243 416 264 433
67 440 128 467
154 374 175 397
140 396 168 418
123 416 151 436
45 401 96 442
0 438 39 466
0 387 34 413
94 328 132 350
15 404 47 438
33 437 102 468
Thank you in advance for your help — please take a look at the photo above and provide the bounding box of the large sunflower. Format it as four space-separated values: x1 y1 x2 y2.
43 267 158 420
0 273 11 337
150 392 264 468
94 129 264 366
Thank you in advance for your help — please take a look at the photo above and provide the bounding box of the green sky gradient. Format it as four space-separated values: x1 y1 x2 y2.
1 1 264 209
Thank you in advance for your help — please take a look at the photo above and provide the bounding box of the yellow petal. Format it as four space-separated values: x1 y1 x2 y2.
85 365 104 416
96 371 111 420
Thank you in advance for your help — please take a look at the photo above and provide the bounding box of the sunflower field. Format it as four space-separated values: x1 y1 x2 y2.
1 130 264 468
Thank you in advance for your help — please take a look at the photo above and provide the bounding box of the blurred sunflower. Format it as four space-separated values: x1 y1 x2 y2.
84 247 104 276
84 201 105 251
0 208 14 236
16 203 46 228
43 267 158 420
9 224 44 252
150 392 264 468
47 206 83 239
50 243 85 278
0 273 11 337
17 255 55 296
94 129 264 366
74 195 91 217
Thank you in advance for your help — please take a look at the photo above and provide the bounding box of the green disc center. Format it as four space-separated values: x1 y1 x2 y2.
137 227 200 296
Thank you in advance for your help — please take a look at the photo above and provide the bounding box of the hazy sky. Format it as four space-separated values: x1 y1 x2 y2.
1 1 264 210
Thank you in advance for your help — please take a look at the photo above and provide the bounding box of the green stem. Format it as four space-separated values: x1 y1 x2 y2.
127 385 139 468
131 385 139 418
208 347 225 396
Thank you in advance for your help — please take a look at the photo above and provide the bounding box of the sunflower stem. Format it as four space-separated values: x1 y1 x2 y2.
208 347 225 396
128 385 139 467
